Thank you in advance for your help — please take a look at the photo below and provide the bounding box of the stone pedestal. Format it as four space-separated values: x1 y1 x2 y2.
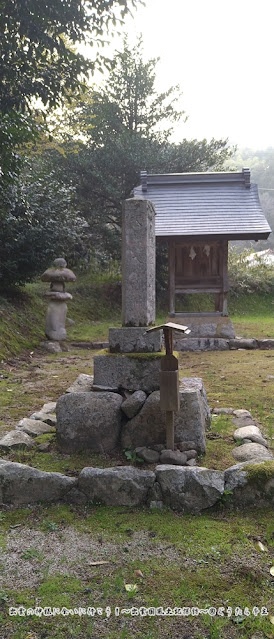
172 315 235 339
172 314 235 351
109 327 162 353
93 353 163 393
122 197 156 327
45 298 70 341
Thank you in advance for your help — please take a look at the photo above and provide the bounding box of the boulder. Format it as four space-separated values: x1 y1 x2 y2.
0 430 35 450
232 443 273 463
121 389 206 454
180 377 211 430
66 374 94 393
56 391 123 453
15 418 55 437
0 461 76 504
233 425 268 448
224 461 274 507
121 391 147 418
156 465 224 513
78 466 155 506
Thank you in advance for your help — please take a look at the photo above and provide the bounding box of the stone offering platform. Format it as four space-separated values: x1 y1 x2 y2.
170 314 235 339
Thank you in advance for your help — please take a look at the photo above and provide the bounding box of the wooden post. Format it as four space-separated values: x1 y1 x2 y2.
222 241 229 316
147 322 190 452
166 411 174 450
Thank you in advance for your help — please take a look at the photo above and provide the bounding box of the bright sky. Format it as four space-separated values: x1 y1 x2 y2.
87 0 274 150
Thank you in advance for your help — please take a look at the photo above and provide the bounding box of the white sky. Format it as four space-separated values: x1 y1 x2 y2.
84 0 274 150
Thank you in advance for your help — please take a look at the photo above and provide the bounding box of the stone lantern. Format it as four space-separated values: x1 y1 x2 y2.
41 258 76 342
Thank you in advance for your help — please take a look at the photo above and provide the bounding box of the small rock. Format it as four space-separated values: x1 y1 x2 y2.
92 384 119 392
66 374 94 393
30 412 57 426
185 449 198 460
37 442 51 452
257 339 274 350
177 441 197 452
137 448 160 464
233 409 253 419
15 418 55 437
233 425 268 448
40 341 62 353
150 444 165 452
186 458 197 466
232 443 273 462
135 446 146 455
241 438 253 444
121 391 147 418
66 318 75 326
150 500 163 509
232 416 256 428
0 431 35 450
41 402 56 414
212 407 234 415
160 450 187 465
229 338 257 350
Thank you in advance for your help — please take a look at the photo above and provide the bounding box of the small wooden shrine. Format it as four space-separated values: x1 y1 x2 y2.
134 169 271 316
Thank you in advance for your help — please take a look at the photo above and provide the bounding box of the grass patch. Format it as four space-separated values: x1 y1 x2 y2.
244 460 274 488
179 350 274 441
1 506 273 639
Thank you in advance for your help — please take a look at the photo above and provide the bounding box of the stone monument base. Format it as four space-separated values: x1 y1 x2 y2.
109 327 162 353
93 352 163 393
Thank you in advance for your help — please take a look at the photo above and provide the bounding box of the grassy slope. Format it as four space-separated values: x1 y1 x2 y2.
1 273 274 360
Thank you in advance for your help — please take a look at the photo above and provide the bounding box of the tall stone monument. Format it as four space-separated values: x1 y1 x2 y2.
122 197 156 327
94 197 162 391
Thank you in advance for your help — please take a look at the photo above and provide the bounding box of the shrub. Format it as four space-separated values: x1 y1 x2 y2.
228 247 274 294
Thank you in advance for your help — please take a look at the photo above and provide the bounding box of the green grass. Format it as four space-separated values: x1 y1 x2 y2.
1 506 273 638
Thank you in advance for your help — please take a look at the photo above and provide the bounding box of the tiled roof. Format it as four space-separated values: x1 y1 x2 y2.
133 170 271 240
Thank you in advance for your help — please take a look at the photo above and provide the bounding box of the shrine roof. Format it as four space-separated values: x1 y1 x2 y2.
133 169 271 240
